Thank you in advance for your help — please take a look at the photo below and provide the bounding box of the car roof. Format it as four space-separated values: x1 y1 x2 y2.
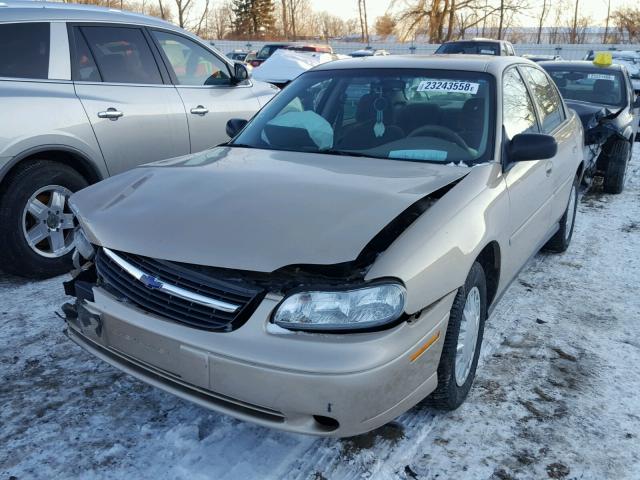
311 54 531 75
0 0 174 29
442 38 504 45
540 60 625 72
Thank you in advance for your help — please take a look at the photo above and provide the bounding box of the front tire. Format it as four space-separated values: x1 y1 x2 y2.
429 262 487 410
603 139 630 194
0 160 88 279
544 175 578 253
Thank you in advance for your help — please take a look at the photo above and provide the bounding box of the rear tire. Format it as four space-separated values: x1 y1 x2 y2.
429 262 487 410
0 160 88 279
603 139 630 194
544 175 578 253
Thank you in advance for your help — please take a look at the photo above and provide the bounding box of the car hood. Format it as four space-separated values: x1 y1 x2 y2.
566 100 610 131
71 147 468 272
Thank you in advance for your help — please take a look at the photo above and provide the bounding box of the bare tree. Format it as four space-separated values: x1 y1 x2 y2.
209 2 234 39
194 0 210 36
170 0 194 28
497 0 504 39
612 6 640 42
362 0 370 43
357 0 365 41
375 14 396 38
603 0 611 43
570 0 579 43
281 0 289 38
536 0 549 44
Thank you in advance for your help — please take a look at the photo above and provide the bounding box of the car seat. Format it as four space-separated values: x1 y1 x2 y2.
337 93 404 149
459 98 485 149
396 103 442 137
593 79 619 105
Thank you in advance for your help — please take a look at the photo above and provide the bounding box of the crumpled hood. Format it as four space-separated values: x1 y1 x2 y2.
71 147 467 272
565 100 609 131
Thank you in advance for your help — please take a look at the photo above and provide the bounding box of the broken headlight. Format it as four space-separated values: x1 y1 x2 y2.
272 283 406 332
72 225 95 269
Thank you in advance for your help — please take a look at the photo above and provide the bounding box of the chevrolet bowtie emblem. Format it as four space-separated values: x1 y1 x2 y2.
140 273 163 289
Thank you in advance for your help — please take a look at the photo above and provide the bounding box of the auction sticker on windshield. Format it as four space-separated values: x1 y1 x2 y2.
588 73 616 81
417 80 480 94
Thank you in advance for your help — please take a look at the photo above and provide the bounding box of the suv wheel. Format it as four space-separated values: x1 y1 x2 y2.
0 160 88 279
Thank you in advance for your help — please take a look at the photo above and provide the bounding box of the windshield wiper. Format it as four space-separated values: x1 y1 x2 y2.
318 149 374 158
228 143 257 149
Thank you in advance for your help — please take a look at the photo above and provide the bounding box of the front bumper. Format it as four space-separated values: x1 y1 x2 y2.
65 286 454 437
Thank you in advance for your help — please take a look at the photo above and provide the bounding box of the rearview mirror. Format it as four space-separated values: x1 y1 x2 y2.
508 133 558 162
226 118 248 138
233 62 250 83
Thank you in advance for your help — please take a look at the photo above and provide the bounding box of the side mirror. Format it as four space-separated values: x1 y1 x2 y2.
226 118 248 138
508 133 558 162
633 95 640 108
233 62 250 83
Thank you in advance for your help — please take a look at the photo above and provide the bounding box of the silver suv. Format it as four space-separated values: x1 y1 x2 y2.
0 1 277 278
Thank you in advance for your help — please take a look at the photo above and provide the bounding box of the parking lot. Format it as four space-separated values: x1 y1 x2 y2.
1 148 638 480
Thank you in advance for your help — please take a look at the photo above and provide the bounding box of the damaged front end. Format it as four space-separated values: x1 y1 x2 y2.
568 100 627 184
63 176 464 335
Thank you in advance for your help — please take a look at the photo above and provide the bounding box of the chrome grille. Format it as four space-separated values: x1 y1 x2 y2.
95 248 264 331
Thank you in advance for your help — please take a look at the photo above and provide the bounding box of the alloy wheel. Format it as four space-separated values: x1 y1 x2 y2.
21 185 77 258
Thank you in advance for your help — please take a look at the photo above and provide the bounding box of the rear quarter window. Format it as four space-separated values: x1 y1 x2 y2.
0 23 50 79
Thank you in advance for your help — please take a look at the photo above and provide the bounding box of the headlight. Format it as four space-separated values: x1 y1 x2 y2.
272 283 406 332
73 225 95 266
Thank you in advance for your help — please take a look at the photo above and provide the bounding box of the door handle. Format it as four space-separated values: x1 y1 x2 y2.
545 162 553 177
97 108 123 120
190 105 209 115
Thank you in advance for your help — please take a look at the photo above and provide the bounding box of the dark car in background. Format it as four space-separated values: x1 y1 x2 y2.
584 49 640 94
541 60 640 193
435 38 516 56
226 50 250 61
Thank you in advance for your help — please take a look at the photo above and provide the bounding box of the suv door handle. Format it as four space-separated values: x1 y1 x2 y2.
545 162 553 177
97 108 123 120
190 105 209 115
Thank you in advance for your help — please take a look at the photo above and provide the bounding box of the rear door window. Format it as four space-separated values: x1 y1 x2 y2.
521 66 565 133
78 26 163 85
0 23 50 79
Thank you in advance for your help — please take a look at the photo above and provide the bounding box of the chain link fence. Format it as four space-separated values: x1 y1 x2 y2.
209 39 639 61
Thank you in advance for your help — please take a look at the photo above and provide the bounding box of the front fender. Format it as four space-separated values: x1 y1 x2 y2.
365 163 509 314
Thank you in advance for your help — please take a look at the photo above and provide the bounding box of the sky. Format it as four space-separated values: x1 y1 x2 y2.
308 0 627 27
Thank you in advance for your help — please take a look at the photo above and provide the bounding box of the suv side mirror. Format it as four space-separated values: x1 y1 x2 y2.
633 95 640 108
233 62 250 83
226 118 248 138
509 133 557 162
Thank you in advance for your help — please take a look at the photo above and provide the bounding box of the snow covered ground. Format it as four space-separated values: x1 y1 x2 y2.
1 148 639 480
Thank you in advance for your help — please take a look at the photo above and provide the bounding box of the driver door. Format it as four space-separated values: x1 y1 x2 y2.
150 29 261 153
501 67 554 281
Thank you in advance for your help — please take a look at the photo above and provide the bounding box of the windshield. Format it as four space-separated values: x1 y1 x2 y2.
435 42 499 55
231 68 496 165
546 69 626 107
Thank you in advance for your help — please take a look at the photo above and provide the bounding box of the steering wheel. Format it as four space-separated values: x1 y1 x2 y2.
408 125 470 151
